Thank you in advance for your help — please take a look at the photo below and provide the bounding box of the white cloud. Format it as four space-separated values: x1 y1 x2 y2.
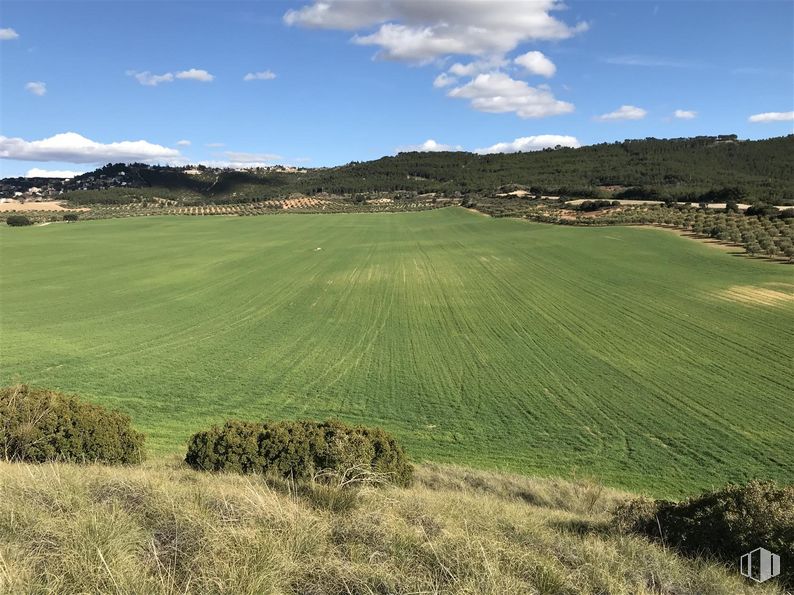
196 157 309 169
284 1 392 30
205 142 225 148
175 68 214 82
127 68 214 85
673 109 697 119
475 134 580 154
748 111 794 123
25 168 84 179
127 70 175 86
448 58 507 78
0 132 182 164
596 104 647 121
25 81 47 96
447 72 573 118
352 24 472 62
397 139 462 152
449 62 481 77
0 27 19 41
514 51 556 77
433 73 457 88
285 0 587 62
244 70 277 81
176 140 191 146
223 151 283 163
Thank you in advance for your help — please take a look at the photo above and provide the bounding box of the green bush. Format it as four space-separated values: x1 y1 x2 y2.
63 213 79 221
6 215 33 226
613 480 794 587
185 419 413 486
0 384 145 464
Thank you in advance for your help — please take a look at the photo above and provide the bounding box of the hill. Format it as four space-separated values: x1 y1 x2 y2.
305 135 794 203
2 209 792 496
10 135 789 206
0 459 782 594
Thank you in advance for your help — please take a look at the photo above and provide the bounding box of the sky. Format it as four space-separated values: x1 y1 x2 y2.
1 0 793 178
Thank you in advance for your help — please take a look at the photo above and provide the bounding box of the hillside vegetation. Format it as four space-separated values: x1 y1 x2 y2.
2 209 792 496
0 459 783 595
59 135 794 205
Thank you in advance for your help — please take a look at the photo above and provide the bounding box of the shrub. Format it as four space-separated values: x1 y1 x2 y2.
613 480 794 587
577 199 613 212
185 418 413 486
63 213 79 221
6 215 33 226
0 384 145 464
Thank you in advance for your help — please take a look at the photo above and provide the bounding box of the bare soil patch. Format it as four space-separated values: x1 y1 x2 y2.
0 200 88 212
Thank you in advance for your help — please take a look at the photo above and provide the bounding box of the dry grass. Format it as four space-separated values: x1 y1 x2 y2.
0 459 781 595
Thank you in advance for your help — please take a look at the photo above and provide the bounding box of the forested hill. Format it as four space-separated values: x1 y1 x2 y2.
314 135 793 201
48 134 794 205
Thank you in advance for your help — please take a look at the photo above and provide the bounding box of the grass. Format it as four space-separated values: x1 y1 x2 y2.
0 459 783 595
1 208 792 496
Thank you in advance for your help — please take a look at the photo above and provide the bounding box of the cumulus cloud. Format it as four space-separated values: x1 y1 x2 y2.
223 151 283 163
25 81 47 96
175 68 214 82
25 168 84 179
748 111 794 123
127 70 174 86
0 27 19 41
433 73 457 88
447 59 507 77
176 140 191 146
447 73 573 119
243 70 277 81
127 68 214 85
0 132 181 164
596 105 647 121
673 109 697 119
285 0 587 62
196 161 284 169
284 1 391 30
514 51 556 77
475 134 581 154
397 139 463 152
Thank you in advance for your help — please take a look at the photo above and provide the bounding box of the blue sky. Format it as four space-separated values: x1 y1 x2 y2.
1 0 792 177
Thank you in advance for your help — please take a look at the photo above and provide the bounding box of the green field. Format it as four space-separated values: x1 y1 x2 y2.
1 208 792 495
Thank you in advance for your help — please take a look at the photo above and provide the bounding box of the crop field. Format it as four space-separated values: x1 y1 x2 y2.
1 208 792 495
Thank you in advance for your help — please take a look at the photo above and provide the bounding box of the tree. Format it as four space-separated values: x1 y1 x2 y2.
746 202 779 218
780 241 794 262
63 213 79 222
